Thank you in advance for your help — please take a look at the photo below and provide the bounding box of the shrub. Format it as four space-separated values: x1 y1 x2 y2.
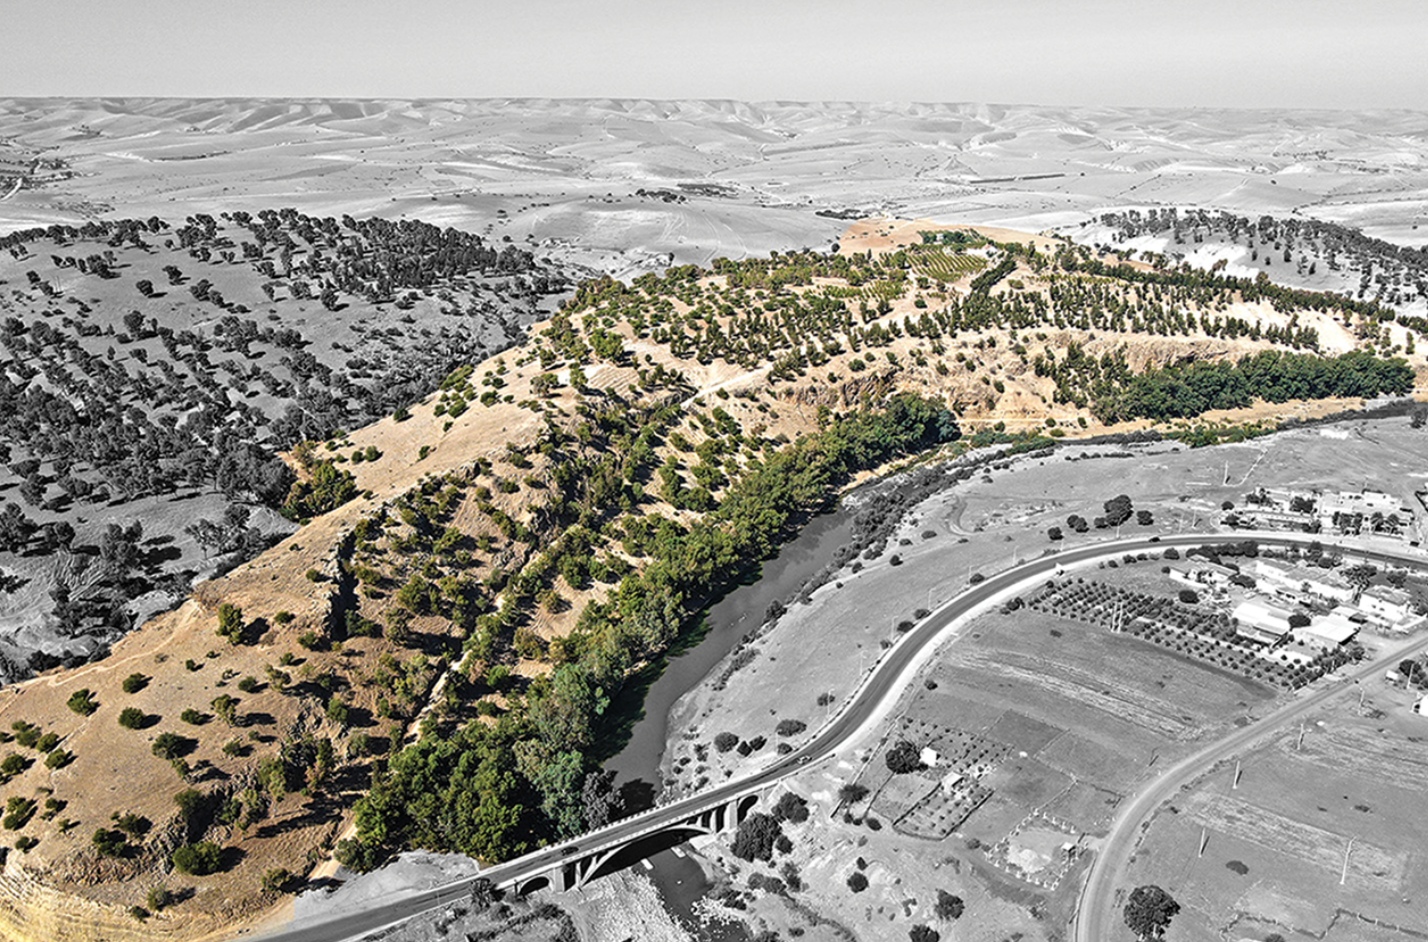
0 753 27 778
151 732 191 760
909 927 941 942
934 889 965 919
262 867 293 894
847 872 868 893
67 689 97 716
121 673 149 694
172 841 223 876
92 828 128 857
713 732 739 753
45 749 73 769
3 797 36 830
180 708 207 725
775 719 807 737
113 812 150 838
117 708 147 729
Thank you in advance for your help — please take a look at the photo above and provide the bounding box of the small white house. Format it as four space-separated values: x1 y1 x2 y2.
919 746 940 768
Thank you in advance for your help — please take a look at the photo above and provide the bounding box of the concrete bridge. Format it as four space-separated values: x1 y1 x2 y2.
506 791 762 894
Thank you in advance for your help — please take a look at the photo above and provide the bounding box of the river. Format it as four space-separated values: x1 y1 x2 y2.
600 503 858 938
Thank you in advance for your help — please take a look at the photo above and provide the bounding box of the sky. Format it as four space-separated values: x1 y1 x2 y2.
5 0 1426 111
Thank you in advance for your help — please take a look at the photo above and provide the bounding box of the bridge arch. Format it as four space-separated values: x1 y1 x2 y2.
580 825 710 886
514 874 551 896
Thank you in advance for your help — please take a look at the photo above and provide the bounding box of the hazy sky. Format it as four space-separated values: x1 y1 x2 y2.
6 0 1425 111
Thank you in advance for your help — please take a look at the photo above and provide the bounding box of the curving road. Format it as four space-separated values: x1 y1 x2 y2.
250 532 1427 942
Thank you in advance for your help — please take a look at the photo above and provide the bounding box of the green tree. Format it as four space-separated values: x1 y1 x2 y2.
216 603 245 644
531 749 586 839
67 689 97 716
1123 885 1180 940
885 739 921 774
580 769 625 830
152 732 191 760
730 812 783 862
92 828 128 857
934 889 964 920
172 841 224 876
1343 564 1377 595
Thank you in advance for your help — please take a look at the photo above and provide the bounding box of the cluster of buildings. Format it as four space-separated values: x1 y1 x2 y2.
1229 487 1418 541
1169 555 1423 662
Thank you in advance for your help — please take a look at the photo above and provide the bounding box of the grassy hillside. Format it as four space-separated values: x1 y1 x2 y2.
0 212 571 683
0 218 1419 939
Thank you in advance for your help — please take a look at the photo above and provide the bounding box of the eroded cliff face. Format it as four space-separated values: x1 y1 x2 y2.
0 858 209 942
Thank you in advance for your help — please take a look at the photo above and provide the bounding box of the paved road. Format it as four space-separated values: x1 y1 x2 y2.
249 532 1425 942
1073 544 1428 942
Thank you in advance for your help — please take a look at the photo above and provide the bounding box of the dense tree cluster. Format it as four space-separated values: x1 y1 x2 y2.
341 394 958 867
1090 350 1413 423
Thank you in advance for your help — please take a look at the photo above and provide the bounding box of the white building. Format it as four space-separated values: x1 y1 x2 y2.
1293 611 1359 650
1319 489 1414 533
1252 560 1355 604
1232 599 1295 646
920 746 940 768
1359 586 1414 626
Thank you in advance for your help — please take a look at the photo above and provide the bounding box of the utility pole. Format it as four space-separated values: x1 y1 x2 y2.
1297 720 1306 751
1198 827 1208 858
1232 759 1242 790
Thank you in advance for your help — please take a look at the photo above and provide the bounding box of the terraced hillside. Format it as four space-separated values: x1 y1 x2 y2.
0 219 1420 941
